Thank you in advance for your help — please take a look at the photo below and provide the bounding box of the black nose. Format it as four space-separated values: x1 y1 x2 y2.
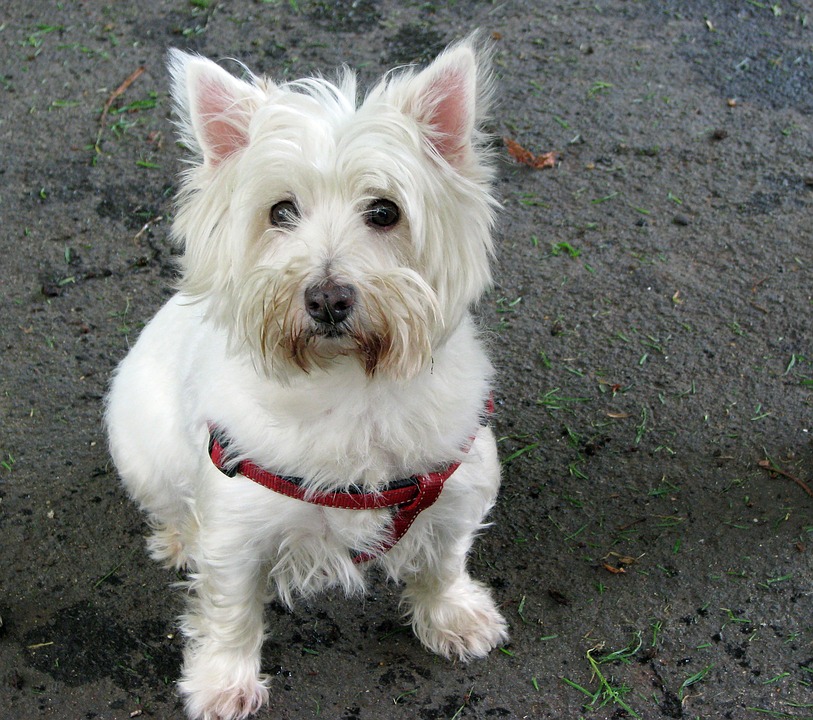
304 280 356 326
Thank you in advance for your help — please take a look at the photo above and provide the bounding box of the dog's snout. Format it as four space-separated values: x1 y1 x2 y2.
305 280 356 325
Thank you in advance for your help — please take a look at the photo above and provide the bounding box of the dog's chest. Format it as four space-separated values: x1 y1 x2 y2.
266 398 454 487
204 362 471 491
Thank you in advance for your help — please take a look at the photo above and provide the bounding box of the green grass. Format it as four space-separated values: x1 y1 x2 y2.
392 688 418 705
108 299 132 335
650 619 663 647
562 633 643 717
587 80 614 98
592 191 619 204
537 388 590 411
23 24 62 51
747 708 813 719
1 453 14 472
550 241 581 258
678 664 714 700
501 442 539 465
634 407 648 444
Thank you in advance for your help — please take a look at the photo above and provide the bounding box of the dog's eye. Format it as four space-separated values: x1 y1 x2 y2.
365 199 400 229
270 201 300 228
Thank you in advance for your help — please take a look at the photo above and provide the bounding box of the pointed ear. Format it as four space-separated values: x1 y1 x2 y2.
399 43 486 167
167 49 263 166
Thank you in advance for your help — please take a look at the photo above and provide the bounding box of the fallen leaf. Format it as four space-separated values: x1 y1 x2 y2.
504 137 557 169
602 563 626 574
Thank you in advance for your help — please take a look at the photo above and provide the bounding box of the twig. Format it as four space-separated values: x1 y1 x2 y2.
758 459 813 498
133 215 164 244
95 66 146 154
616 517 646 532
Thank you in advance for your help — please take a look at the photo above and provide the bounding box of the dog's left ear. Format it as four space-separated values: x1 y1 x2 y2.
399 41 488 168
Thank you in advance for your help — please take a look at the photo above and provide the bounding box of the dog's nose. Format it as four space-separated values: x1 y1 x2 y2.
304 280 356 325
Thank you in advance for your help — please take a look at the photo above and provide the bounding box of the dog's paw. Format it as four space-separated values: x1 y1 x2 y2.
406 576 508 661
179 656 269 720
181 681 269 720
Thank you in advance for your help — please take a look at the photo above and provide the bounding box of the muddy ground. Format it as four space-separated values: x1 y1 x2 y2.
1 1 811 719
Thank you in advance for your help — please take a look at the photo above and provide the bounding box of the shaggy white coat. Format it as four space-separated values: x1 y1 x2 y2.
106 37 507 720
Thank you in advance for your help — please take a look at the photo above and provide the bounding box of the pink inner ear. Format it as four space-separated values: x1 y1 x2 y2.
196 76 250 165
422 68 472 164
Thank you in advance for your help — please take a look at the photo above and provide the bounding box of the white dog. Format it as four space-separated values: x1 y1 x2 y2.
105 36 507 720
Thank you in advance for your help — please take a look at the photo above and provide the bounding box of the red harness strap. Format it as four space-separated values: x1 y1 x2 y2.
208 396 494 563
208 430 464 564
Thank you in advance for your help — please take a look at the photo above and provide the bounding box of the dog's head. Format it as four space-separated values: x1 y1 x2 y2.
169 38 496 382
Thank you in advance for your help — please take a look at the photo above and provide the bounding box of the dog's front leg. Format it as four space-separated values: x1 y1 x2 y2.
399 444 508 661
399 428 508 662
178 545 269 720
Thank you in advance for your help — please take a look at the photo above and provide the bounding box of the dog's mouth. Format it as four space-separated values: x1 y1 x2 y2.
301 319 358 360
296 318 390 376
311 324 349 340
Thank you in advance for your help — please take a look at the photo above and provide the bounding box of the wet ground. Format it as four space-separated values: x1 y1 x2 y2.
1 1 811 718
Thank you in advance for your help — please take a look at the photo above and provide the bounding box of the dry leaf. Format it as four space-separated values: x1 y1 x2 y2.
504 137 557 169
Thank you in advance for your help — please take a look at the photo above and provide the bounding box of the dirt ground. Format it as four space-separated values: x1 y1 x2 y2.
1 1 811 719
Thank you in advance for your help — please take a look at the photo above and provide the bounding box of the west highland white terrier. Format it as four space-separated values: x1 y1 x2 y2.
105 36 507 720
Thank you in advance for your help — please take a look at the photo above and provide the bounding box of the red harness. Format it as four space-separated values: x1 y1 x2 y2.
208 399 492 564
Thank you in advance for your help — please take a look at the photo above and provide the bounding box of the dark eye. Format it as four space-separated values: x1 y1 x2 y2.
365 199 400 229
270 200 300 228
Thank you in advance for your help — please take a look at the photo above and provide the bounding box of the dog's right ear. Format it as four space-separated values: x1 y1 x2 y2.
167 49 263 167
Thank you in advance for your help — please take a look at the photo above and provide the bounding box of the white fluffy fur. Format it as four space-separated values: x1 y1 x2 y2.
106 37 507 720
